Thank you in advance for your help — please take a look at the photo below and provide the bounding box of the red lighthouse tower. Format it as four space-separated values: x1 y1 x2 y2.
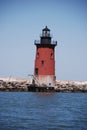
34 26 57 87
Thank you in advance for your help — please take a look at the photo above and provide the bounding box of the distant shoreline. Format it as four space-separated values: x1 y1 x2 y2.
0 78 87 92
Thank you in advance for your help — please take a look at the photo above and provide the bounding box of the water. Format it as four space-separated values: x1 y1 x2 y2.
0 92 87 130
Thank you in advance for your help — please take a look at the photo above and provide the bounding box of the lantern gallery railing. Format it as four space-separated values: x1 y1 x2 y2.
34 40 57 45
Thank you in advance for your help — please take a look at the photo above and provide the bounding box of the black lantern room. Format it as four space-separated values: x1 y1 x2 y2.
41 26 51 44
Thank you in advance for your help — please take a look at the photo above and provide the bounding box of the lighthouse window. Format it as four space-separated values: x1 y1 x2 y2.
50 53 53 58
35 68 38 75
41 60 44 65
37 52 39 58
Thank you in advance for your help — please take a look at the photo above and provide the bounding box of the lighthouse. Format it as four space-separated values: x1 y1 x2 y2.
34 26 57 87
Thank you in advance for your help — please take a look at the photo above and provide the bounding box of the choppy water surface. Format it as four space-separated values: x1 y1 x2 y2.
0 92 87 130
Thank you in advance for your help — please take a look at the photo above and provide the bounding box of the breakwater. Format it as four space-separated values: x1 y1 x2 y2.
55 80 87 92
0 78 87 92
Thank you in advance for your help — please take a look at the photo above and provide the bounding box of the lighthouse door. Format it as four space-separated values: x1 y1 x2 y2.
35 68 38 75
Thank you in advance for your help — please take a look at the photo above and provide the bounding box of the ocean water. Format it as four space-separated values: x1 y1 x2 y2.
0 92 87 130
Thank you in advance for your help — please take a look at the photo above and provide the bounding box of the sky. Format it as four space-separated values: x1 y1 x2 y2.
0 0 87 81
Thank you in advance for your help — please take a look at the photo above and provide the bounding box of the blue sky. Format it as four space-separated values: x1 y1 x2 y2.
0 0 87 81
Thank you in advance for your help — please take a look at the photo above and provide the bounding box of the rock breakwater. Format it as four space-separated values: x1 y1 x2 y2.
0 78 87 92
0 78 31 92
55 80 87 92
